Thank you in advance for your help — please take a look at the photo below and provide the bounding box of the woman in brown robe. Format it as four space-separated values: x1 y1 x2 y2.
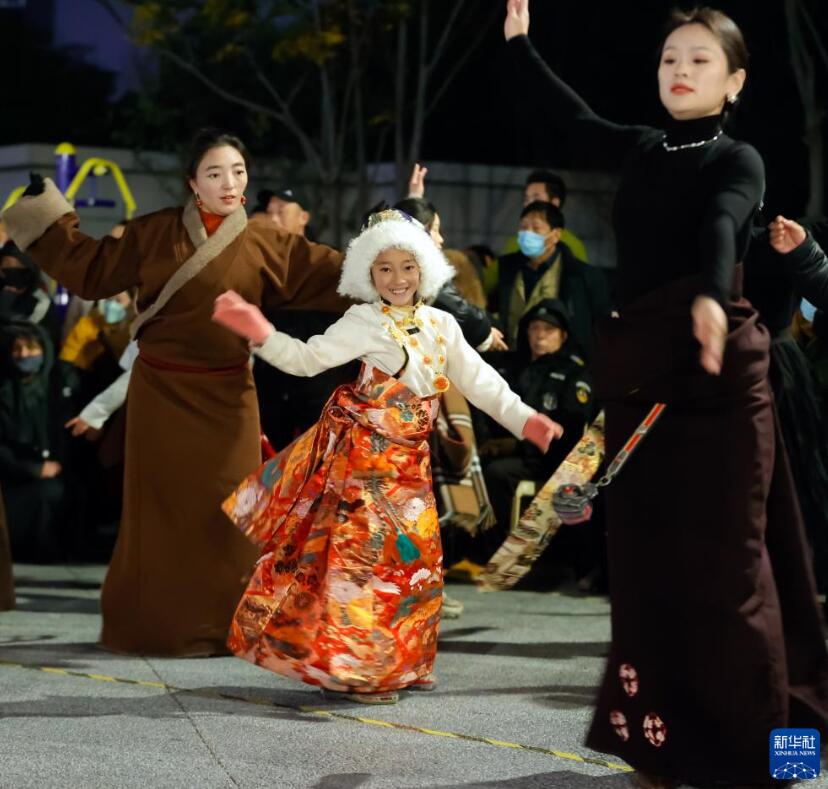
2 130 348 655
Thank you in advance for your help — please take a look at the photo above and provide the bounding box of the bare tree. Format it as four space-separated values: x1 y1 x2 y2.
391 1 501 195
97 0 498 239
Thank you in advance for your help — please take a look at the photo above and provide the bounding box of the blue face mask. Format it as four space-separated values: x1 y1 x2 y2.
14 354 44 375
101 299 128 325
801 299 817 323
518 230 547 258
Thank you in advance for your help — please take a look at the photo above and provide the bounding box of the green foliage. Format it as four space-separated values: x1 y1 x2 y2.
271 25 346 66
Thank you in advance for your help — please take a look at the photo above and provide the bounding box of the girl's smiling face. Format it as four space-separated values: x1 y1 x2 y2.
371 248 421 306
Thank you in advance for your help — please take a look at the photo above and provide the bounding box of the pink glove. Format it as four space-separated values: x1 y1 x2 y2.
212 290 273 345
522 413 564 454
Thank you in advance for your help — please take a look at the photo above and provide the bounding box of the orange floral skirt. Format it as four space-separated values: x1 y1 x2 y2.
223 364 443 692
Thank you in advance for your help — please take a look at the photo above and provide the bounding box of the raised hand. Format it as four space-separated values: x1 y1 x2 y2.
212 290 273 345
408 163 428 198
769 215 807 255
691 295 727 375
504 0 530 41
22 172 45 198
522 412 563 453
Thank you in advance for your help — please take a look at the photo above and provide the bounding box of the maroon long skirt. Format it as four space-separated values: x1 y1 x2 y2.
586 271 828 785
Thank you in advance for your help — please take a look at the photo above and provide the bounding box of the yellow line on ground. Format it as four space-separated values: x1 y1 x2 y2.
0 658 632 774
418 727 459 738
482 738 523 748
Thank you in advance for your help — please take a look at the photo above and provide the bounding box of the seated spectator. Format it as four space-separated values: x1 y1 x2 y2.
498 201 610 354
0 242 61 351
253 186 313 238
478 300 596 560
502 170 589 263
0 319 67 563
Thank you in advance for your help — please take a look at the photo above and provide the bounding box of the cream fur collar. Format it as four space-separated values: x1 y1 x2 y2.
338 217 454 303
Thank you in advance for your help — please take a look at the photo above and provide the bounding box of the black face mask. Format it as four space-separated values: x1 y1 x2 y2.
1 268 37 291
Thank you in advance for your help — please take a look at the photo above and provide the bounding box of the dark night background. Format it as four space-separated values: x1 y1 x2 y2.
1 0 826 219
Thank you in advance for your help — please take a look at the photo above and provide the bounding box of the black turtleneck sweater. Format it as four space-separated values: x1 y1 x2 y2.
510 35 765 309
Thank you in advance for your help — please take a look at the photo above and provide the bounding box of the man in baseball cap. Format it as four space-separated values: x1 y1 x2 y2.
254 187 311 238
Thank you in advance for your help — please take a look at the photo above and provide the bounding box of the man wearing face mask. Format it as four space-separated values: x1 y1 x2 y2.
0 319 67 563
501 170 589 264
497 202 610 354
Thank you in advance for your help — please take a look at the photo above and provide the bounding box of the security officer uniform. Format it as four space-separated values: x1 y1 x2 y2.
480 299 596 547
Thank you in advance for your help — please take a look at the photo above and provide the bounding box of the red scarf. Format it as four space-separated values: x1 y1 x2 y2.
199 208 225 237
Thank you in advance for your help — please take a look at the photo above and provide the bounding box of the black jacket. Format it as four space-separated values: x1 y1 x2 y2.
0 319 58 481
432 282 492 349
484 301 597 474
497 243 610 358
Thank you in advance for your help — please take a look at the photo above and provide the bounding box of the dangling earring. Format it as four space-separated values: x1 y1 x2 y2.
241 195 247 206
194 192 203 208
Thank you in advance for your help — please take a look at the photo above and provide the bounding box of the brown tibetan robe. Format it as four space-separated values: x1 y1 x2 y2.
3 180 349 655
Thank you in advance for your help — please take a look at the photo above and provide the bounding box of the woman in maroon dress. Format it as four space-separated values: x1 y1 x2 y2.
505 2 828 786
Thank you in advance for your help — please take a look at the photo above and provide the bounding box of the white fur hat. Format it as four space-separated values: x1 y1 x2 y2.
337 209 455 303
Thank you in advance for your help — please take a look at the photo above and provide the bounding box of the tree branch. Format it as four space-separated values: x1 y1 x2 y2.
93 0 128 29
159 47 324 173
425 0 468 77
425 5 501 116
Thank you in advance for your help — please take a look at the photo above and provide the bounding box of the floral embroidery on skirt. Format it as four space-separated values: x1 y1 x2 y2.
223 364 443 692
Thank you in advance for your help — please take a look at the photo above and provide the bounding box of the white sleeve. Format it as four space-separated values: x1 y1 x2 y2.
78 369 131 429
443 313 535 439
119 340 139 371
253 307 376 377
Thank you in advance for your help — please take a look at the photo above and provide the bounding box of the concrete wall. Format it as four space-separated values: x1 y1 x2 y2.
0 143 619 267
